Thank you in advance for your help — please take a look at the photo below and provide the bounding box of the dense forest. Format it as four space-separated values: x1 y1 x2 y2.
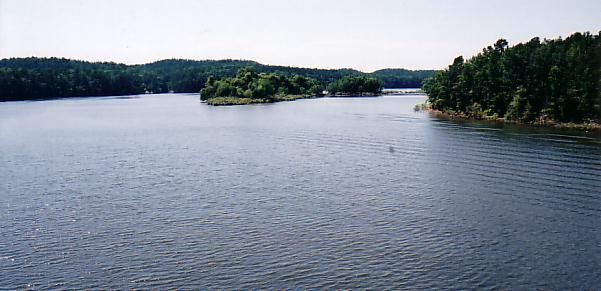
423 32 601 123
0 57 435 101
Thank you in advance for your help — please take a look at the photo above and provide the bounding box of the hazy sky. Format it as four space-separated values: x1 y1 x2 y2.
1 0 600 71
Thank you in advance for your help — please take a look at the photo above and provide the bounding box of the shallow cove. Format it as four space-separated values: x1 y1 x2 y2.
1 93 600 289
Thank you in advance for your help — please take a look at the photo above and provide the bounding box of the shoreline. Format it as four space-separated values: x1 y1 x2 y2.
420 105 601 132
205 95 318 106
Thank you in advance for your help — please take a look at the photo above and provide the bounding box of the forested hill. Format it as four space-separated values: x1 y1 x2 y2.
371 69 437 88
0 57 435 101
423 31 601 123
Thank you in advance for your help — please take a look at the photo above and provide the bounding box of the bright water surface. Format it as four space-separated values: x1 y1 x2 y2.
1 93 600 289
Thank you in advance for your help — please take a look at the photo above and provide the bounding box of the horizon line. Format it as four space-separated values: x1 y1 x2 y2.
0 55 441 73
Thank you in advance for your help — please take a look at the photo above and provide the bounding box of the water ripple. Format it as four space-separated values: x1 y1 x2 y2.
0 94 599 289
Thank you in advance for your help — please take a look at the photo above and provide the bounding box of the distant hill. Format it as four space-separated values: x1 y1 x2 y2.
0 57 436 101
371 68 438 88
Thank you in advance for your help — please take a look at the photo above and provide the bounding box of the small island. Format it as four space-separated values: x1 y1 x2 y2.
200 69 384 105
199 68 323 105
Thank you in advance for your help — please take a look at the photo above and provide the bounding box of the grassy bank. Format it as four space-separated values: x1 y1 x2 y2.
206 95 314 106
207 97 268 106
273 94 313 102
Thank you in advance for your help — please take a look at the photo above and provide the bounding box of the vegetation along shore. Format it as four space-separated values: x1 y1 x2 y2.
422 31 601 129
415 103 601 131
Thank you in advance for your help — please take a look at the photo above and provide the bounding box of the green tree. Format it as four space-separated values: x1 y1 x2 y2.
327 76 383 95
422 32 601 123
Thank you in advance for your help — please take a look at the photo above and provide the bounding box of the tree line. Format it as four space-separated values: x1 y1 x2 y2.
327 76 383 95
0 57 435 101
423 32 601 123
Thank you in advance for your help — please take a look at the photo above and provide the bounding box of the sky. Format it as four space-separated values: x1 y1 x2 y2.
0 0 600 72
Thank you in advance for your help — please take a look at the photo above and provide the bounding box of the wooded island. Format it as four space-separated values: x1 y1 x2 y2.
199 68 383 105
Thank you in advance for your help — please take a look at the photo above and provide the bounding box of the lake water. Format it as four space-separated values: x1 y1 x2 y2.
1 93 600 289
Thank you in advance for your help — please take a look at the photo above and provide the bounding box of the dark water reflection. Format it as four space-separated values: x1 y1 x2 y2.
0 94 599 289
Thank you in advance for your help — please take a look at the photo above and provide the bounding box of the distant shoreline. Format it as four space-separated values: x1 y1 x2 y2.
0 57 436 102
